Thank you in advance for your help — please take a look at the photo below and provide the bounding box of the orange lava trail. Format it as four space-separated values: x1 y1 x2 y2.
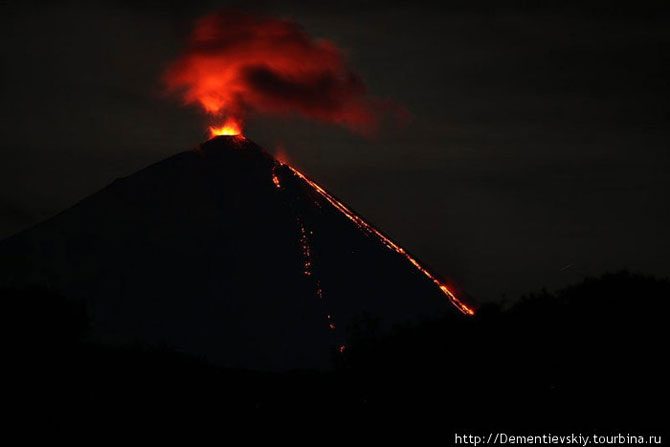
285 164 475 316
298 220 314 276
297 219 336 330
275 167 343 350
272 172 281 189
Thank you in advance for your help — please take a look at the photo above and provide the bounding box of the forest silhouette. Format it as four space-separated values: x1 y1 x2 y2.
4 270 667 443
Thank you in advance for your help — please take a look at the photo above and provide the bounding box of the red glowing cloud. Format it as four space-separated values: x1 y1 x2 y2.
164 11 381 134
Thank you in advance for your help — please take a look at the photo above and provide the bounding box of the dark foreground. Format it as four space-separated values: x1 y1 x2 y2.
4 271 667 444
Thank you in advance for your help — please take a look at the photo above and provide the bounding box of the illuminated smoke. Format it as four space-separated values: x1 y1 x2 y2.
164 10 381 134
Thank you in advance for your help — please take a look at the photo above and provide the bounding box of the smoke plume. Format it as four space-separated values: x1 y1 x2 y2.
164 11 383 134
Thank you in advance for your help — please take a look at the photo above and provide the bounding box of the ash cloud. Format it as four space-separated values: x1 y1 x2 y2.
164 10 387 134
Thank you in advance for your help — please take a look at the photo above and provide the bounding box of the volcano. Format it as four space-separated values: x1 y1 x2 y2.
0 136 471 371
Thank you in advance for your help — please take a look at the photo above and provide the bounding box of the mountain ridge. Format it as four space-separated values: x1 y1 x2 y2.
0 135 464 371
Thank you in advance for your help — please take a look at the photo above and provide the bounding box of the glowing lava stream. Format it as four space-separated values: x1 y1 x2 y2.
283 164 476 316
276 169 346 351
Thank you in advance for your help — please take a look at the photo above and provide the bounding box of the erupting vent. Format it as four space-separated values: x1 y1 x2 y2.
209 117 242 137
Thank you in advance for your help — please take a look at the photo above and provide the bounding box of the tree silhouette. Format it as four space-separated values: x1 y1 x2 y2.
2 271 668 443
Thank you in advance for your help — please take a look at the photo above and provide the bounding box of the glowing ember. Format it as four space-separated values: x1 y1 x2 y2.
209 117 243 137
298 221 313 276
272 173 281 189
271 165 283 189
294 216 344 350
284 164 476 316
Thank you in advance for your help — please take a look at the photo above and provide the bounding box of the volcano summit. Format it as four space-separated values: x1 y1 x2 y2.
0 136 471 371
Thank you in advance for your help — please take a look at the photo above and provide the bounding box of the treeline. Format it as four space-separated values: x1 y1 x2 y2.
3 271 668 443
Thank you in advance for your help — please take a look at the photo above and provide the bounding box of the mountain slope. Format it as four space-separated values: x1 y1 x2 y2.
0 136 468 371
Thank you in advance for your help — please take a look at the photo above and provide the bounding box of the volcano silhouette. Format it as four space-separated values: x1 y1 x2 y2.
0 136 469 371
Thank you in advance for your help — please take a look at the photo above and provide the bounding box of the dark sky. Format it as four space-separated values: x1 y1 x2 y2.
1 0 668 302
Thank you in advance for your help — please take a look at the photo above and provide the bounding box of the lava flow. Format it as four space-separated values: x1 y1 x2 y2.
169 9 474 321
282 164 476 316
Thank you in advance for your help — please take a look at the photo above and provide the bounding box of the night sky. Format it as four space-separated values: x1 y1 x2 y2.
1 0 668 303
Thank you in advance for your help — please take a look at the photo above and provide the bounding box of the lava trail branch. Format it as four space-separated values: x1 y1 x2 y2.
281 163 475 316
